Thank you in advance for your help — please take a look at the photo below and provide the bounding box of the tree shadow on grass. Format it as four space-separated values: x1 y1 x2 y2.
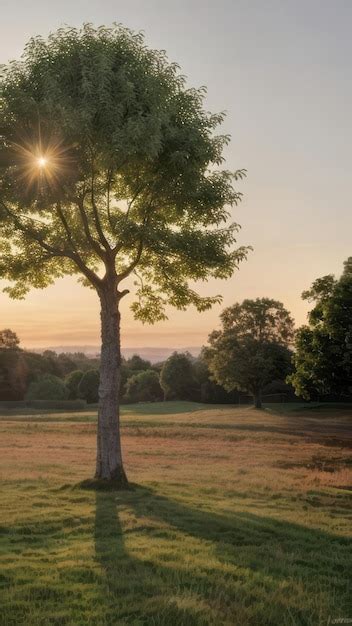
94 490 200 625
94 485 351 625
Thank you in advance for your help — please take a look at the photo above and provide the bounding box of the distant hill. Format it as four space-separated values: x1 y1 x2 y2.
29 346 202 364
122 347 201 363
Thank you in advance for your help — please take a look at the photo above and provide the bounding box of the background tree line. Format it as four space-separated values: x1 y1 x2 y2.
1 257 350 406
0 337 294 406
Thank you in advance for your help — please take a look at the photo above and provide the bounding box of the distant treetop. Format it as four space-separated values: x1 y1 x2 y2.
0 329 20 350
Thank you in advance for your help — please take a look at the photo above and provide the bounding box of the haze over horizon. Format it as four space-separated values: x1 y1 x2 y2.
1 0 351 349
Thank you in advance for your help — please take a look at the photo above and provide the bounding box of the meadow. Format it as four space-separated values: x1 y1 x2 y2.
0 402 351 625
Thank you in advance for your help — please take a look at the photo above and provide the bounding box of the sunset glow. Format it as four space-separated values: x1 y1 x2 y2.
0 2 351 351
37 156 48 167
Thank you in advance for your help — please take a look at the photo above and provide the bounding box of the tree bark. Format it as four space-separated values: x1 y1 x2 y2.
95 282 128 485
254 390 262 409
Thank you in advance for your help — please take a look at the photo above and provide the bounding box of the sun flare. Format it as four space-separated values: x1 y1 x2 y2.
37 156 48 168
8 134 74 194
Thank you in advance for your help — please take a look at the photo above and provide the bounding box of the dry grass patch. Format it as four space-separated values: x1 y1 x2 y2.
0 403 351 625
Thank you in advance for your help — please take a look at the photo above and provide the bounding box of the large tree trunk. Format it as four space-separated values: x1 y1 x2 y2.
95 283 128 485
254 389 262 409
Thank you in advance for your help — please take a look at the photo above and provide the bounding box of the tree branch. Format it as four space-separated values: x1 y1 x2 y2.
76 195 106 261
55 202 78 252
115 202 154 281
55 202 103 287
1 200 102 289
117 238 144 282
126 182 148 218
106 169 114 228
1 200 66 256
90 167 111 251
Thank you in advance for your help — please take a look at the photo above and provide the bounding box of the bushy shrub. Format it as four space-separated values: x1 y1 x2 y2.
160 352 195 400
65 370 84 400
124 370 163 403
25 374 69 401
0 349 28 400
78 369 100 404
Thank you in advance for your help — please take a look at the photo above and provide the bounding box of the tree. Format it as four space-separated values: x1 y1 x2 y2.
160 352 196 400
24 351 61 382
124 369 162 403
0 25 248 484
0 349 28 400
204 298 294 408
193 352 239 403
41 350 77 376
289 258 352 399
42 350 57 359
125 355 152 372
78 369 100 404
56 353 77 376
67 352 100 373
65 369 84 400
25 374 68 401
0 329 20 349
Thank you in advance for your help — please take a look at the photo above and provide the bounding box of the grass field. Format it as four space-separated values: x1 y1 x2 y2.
0 402 351 625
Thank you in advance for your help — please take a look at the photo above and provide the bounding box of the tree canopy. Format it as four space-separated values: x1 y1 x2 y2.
289 258 352 400
160 352 196 400
0 329 20 349
78 369 100 404
0 24 248 319
125 355 152 372
204 298 294 408
125 369 162 403
65 369 84 400
25 373 68 401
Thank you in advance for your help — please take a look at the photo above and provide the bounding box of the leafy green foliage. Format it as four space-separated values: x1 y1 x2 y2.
124 369 162 403
0 24 248 319
65 369 84 400
289 258 352 399
160 352 196 400
0 328 20 349
78 369 100 403
125 355 152 372
219 298 294 344
0 348 27 400
204 298 294 407
0 346 69 400
0 339 101 401
192 352 240 403
25 374 69 401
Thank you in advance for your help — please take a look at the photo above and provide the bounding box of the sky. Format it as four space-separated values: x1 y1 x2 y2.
0 0 351 349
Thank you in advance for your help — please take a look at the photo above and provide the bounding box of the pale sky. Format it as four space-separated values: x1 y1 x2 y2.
0 0 351 349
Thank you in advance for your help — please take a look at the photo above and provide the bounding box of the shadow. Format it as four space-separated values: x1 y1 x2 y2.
94 490 204 624
94 485 351 625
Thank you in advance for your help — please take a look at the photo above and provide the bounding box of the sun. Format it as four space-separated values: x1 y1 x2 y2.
9 134 74 194
37 156 48 168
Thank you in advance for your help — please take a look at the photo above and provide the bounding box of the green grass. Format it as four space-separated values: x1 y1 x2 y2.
1 399 351 421
0 401 214 423
122 401 209 415
1 404 351 625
